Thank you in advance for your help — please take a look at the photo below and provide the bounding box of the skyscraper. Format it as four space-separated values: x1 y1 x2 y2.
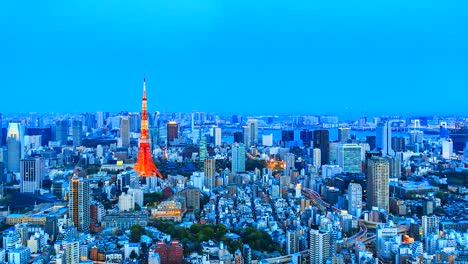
204 158 216 190
134 78 163 178
56 120 68 146
376 122 395 157
20 157 45 193
231 143 246 173
422 215 439 238
348 183 362 217
213 127 222 146
284 153 296 176
336 144 362 173
7 122 23 172
69 174 90 232
313 148 321 168
367 157 390 211
167 121 178 144
309 229 331 264
244 119 258 146
300 129 313 148
72 120 83 147
338 127 350 143
313 130 329 165
282 130 294 142
120 116 130 148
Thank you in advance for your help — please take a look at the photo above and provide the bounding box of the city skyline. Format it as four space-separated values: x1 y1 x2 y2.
1 0 467 114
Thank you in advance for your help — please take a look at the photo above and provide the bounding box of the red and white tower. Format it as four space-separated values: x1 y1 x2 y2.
134 78 163 178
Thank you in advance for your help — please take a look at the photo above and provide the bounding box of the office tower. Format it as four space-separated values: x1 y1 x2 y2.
376 122 394 157
300 129 313 148
69 174 90 232
243 126 250 146
391 137 406 152
284 153 295 176
55 120 68 145
233 131 243 143
337 144 362 173
309 229 331 264
313 130 329 165
20 157 45 193
134 78 163 178
366 136 376 150
81 112 96 133
129 112 141 133
96 111 104 129
65 240 80 264
348 183 362 217
7 122 23 172
282 130 294 142
376 223 398 257
120 116 130 148
313 148 321 168
72 120 83 147
199 136 208 163
214 127 222 146
338 127 350 143
422 215 440 238
231 143 246 173
204 158 216 189
367 157 390 211
167 121 178 144
441 139 453 159
262 134 273 146
119 192 134 211
387 156 401 178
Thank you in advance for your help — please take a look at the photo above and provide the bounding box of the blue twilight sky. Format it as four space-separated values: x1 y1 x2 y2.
0 0 467 116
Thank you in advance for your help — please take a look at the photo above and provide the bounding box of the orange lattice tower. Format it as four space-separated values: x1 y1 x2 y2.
134 78 163 178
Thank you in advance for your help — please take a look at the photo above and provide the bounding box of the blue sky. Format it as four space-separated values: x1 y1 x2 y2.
0 0 467 115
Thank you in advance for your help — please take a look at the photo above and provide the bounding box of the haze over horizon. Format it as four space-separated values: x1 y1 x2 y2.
1 0 467 115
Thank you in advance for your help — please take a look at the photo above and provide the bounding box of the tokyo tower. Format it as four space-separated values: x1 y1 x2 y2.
134 78 163 178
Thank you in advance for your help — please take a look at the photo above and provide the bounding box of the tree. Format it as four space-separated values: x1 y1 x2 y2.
134 203 141 211
129 250 138 259
130 225 145 243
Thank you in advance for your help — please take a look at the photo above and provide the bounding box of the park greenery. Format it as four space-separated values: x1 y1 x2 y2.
153 221 280 256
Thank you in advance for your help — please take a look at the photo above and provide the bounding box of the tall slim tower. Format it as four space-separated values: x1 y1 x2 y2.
348 183 362 217
204 158 216 189
134 78 163 178
69 174 90 232
72 120 83 147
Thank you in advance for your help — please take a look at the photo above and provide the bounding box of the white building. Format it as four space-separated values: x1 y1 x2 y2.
8 246 31 264
348 183 362 217
262 134 273 147
119 192 135 211
441 139 453 159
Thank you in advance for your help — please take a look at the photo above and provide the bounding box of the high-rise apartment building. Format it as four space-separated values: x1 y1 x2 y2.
213 127 222 146
313 148 321 168
348 183 362 217
309 229 331 264
337 144 362 173
244 119 258 147
204 158 216 189
231 143 246 173
20 157 45 193
284 153 296 177
367 157 390 211
422 215 440 238
69 174 90 232
313 130 329 165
